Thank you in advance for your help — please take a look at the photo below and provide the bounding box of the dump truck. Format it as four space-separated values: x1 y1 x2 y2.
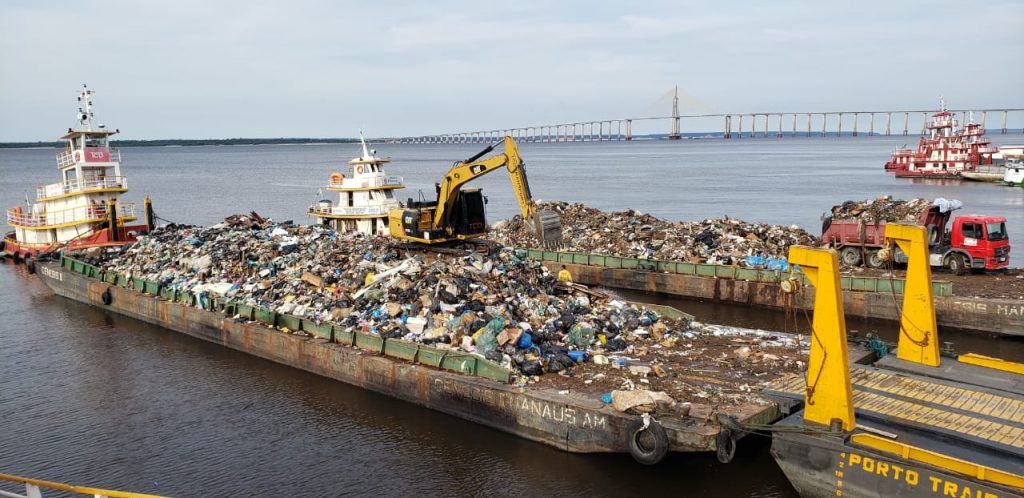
821 201 1010 274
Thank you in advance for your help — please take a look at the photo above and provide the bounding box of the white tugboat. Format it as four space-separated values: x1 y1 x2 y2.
2 85 153 261
308 133 404 235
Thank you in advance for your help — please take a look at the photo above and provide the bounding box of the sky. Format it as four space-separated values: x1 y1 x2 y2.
1 0 1022 141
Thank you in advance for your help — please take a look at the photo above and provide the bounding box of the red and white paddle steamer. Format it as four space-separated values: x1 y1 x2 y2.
884 99 996 178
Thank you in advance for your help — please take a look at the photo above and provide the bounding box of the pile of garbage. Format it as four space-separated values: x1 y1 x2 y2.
827 197 932 223
92 214 806 407
493 201 817 267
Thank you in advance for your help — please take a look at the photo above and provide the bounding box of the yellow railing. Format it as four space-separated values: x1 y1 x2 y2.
37 177 127 200
6 202 136 228
0 472 167 498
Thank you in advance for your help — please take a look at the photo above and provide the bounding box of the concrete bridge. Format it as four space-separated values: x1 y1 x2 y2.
390 108 1024 144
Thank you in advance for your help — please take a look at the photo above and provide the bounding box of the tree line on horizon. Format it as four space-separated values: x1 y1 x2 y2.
0 137 365 149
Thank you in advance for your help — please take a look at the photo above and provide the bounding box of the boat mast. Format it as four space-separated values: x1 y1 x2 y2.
77 84 96 132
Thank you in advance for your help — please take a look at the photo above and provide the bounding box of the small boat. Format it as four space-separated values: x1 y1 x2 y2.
307 132 404 235
3 85 154 261
960 165 1007 182
884 99 996 179
1003 157 1024 187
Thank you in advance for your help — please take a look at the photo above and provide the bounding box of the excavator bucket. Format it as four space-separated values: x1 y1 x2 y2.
533 209 563 249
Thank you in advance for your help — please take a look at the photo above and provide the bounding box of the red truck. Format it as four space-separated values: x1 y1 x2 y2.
821 204 1010 274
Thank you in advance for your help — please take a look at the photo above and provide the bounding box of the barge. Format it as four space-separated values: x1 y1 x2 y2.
35 255 783 465
761 227 1023 498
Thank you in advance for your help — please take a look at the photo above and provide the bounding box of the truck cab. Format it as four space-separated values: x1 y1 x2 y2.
947 215 1011 271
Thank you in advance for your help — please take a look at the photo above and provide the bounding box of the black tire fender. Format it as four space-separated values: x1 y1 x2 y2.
716 428 737 463
26 258 36 274
628 416 669 465
101 287 113 306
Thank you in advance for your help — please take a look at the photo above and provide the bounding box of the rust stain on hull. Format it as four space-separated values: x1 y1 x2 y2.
36 262 778 457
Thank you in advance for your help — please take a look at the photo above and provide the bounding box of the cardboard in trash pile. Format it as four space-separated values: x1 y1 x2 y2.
86 213 808 407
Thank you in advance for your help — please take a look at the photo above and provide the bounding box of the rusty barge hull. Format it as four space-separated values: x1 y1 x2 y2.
549 262 1023 337
35 261 779 457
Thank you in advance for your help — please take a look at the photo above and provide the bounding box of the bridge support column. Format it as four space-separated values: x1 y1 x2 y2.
885 113 891 136
807 113 812 137
852 113 858 137
921 113 928 135
625 120 632 141
750 115 756 138
724 115 731 138
763 114 769 138
821 114 827 137
903 112 909 136
1002 110 1009 134
837 113 843 137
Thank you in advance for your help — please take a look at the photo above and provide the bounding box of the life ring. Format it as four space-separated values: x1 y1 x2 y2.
329 171 344 184
716 428 737 463
628 416 669 465
101 287 113 305
355 165 364 175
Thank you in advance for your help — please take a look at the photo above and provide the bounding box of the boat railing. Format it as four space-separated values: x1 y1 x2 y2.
6 201 137 228
36 176 128 200
56 148 122 168
0 471 166 498
328 175 403 189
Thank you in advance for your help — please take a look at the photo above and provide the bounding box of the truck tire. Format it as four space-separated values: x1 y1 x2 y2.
628 418 669 465
840 247 862 267
866 250 887 269
946 253 968 275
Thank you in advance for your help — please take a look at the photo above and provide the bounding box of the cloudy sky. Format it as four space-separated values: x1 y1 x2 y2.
1 0 1021 141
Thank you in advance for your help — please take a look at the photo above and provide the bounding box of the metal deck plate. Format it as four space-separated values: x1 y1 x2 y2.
762 366 1024 452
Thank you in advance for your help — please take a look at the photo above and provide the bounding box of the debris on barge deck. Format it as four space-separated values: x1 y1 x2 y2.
79 213 809 409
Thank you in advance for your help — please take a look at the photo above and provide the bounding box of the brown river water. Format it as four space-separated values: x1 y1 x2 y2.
2 137 1022 496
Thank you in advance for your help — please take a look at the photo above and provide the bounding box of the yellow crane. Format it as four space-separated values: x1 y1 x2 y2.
388 136 562 247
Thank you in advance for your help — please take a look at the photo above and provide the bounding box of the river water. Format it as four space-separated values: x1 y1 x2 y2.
2 137 1023 497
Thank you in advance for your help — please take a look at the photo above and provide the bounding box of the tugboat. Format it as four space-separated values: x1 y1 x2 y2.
2 85 153 262
884 99 996 179
307 132 404 235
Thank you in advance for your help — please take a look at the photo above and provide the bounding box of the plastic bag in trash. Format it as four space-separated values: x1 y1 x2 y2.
567 322 595 347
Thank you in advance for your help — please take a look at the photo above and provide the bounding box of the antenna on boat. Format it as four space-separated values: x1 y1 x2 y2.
938 95 946 113
76 84 95 131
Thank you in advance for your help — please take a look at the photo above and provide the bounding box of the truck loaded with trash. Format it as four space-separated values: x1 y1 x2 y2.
821 197 1010 273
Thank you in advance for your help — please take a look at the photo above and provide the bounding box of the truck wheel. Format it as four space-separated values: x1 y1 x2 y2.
840 247 862 267
866 250 887 269
947 254 968 275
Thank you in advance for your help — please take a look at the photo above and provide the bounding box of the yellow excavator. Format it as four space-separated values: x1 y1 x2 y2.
388 136 562 247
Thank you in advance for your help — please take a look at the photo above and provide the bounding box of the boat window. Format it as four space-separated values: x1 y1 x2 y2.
986 222 1007 241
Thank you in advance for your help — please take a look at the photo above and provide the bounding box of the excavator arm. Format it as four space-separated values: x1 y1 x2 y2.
433 136 562 246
